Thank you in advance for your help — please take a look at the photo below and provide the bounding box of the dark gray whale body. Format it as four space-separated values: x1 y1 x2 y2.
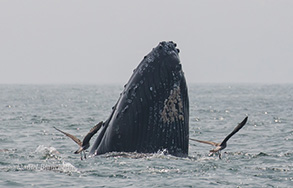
89 41 189 157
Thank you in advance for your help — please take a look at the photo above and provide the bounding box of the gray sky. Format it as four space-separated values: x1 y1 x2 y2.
1 0 292 84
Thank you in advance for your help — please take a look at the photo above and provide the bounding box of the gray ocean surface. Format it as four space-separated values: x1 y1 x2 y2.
0 84 292 187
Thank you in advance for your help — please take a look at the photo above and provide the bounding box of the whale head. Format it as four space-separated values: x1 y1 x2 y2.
90 41 189 157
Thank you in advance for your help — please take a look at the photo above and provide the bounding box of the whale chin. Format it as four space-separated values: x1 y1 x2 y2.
90 41 189 157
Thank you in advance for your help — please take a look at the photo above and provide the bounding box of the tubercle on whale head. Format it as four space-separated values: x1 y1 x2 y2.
158 41 181 69
143 41 179 59
144 41 182 73
156 41 180 59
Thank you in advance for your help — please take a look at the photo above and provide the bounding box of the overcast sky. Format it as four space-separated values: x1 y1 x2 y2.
1 0 292 84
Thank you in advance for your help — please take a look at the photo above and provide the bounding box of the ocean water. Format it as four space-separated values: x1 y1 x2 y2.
0 84 292 187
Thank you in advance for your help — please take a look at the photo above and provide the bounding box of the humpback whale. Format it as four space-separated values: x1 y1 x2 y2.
89 41 189 157
190 116 248 159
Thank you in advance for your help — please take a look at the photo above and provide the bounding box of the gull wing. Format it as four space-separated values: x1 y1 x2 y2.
54 126 82 146
82 121 103 144
190 138 219 146
221 116 248 145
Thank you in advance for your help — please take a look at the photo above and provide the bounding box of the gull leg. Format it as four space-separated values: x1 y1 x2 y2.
80 153 83 160
218 151 222 159
83 151 87 159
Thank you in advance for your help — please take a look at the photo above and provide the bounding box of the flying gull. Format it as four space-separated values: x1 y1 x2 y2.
190 116 248 159
54 121 103 160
